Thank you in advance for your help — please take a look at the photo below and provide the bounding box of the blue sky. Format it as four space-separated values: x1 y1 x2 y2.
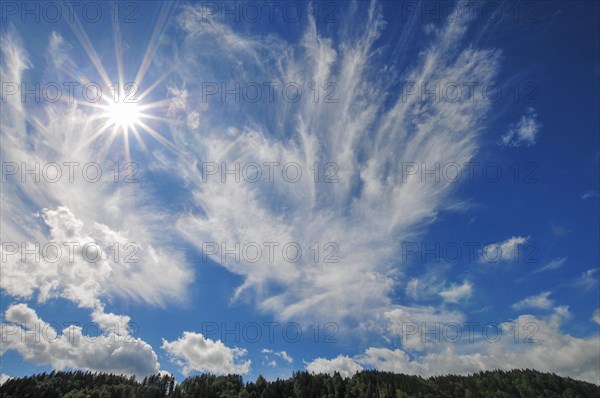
1 0 599 385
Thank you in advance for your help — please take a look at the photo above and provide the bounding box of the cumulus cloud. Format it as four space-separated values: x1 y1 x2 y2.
512 291 554 310
592 309 600 325
318 309 600 384
0 304 159 378
439 281 473 303
500 107 540 147
305 355 363 378
383 305 465 351
0 374 11 385
1 206 190 309
480 236 529 263
162 332 251 376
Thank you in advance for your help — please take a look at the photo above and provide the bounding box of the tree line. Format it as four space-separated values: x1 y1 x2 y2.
1 368 598 397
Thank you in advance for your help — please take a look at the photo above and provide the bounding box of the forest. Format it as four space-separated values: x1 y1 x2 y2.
1 368 598 397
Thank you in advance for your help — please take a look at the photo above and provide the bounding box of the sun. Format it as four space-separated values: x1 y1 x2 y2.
71 2 180 160
106 101 142 131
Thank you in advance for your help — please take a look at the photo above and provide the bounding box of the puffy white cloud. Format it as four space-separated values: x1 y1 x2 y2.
481 236 529 263
305 355 363 378
325 309 600 384
439 281 473 303
592 309 600 325
162 332 251 376
383 305 465 351
0 304 159 378
91 305 131 332
0 374 11 385
1 206 191 309
512 291 553 310
500 107 540 147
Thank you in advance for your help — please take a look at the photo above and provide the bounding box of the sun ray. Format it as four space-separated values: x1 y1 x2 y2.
137 69 174 101
113 23 126 101
137 114 182 125
68 14 113 92
123 129 131 164
134 2 176 89
130 125 149 154
136 120 179 153
96 125 122 161
76 121 116 154
59 2 182 161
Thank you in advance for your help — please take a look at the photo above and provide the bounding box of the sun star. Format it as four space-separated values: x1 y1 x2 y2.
106 100 142 132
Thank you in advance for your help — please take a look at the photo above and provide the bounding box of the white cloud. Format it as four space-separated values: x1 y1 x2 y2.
574 269 599 292
6 4 587 385
46 31 75 71
305 355 363 378
500 107 540 147
327 309 600 384
383 305 465 351
512 291 553 310
0 374 11 386
162 332 251 376
1 206 191 309
0 30 192 310
532 257 567 274
0 304 159 378
481 236 529 263
581 190 599 200
439 281 473 303
91 305 131 332
404 268 447 301
405 279 420 300
172 0 501 324
261 348 293 364
592 309 600 325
